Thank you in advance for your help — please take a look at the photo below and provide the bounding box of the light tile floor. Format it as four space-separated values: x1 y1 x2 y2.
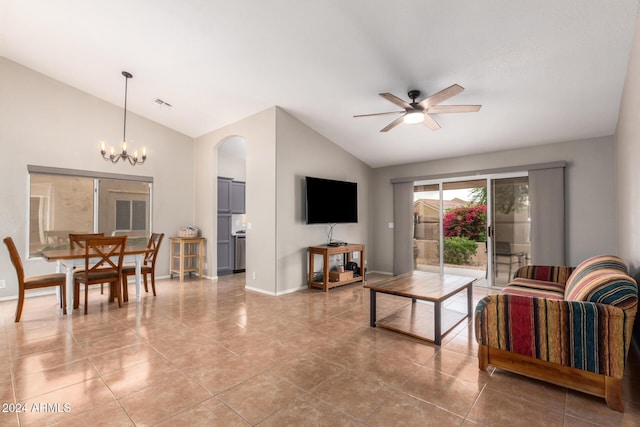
1 273 639 426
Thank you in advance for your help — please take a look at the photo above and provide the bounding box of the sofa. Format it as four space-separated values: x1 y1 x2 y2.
475 255 638 411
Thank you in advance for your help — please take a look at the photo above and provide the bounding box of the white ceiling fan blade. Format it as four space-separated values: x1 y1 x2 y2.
418 84 464 109
379 93 412 110
353 111 405 118
423 113 441 130
380 115 406 132
427 105 482 114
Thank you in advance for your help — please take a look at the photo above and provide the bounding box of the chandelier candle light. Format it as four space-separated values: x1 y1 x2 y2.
100 71 146 165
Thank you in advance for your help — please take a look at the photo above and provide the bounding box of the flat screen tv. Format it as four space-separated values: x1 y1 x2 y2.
305 176 358 224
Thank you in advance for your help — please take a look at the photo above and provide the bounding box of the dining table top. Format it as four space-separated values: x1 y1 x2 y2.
41 245 152 261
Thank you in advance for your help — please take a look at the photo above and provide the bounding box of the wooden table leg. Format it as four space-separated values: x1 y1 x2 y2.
369 290 377 327
323 251 329 292
309 250 315 289
434 301 442 345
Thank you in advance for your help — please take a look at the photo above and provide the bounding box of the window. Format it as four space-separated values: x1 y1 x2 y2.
115 200 147 231
28 166 153 258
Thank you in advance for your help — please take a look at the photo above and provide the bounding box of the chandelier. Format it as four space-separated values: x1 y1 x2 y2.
100 71 147 165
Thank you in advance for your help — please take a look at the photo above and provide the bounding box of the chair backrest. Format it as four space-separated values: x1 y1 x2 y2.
69 233 104 249
82 236 127 276
495 241 512 255
3 237 24 287
144 233 164 266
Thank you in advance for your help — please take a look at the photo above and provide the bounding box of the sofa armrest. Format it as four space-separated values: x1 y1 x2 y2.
513 265 575 284
475 294 635 379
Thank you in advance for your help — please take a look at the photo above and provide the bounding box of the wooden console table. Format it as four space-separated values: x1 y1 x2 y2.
308 243 365 291
170 237 205 280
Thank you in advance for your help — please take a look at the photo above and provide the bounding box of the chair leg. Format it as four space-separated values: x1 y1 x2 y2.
100 283 104 294
122 274 129 302
478 345 489 371
84 284 89 315
150 273 156 296
143 274 149 292
73 281 80 309
115 279 123 308
60 284 67 315
605 377 624 412
15 288 25 322
109 281 119 303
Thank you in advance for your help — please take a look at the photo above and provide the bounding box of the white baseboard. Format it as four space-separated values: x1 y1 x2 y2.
245 284 308 296
367 270 393 276
275 285 307 296
244 285 276 296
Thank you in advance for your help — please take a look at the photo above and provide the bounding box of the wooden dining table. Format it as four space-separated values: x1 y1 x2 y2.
41 245 152 314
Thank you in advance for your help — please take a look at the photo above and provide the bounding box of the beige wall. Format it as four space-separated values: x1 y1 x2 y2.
0 57 195 299
616 11 640 278
369 136 617 274
194 107 372 295
194 108 277 294
275 108 371 294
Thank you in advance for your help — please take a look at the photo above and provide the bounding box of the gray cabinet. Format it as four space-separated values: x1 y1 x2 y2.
217 177 232 213
231 181 245 214
217 214 233 276
217 177 245 276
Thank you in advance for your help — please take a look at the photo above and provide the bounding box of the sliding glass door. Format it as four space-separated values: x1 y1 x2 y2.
413 183 441 273
413 179 487 281
414 173 531 287
489 176 530 286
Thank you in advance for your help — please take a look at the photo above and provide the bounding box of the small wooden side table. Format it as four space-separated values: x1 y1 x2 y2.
170 237 205 280
308 243 365 291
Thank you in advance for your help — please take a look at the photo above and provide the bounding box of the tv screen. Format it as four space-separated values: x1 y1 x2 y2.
305 176 358 224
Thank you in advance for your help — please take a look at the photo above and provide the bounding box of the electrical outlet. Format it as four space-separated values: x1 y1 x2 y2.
0 280 5 289
252 272 256 280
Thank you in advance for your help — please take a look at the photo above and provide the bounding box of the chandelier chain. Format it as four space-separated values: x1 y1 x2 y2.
100 70 146 166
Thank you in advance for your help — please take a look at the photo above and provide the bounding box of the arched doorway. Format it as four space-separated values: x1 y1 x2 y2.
216 136 247 276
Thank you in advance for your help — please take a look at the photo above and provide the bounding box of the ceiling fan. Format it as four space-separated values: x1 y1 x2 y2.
354 84 481 132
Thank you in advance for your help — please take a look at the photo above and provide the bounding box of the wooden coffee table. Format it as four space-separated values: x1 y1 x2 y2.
365 271 475 345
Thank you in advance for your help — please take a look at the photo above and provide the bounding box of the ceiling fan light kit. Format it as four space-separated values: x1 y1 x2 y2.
354 84 481 132
403 110 425 124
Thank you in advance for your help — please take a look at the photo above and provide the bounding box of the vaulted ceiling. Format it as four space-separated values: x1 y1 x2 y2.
2 1 638 167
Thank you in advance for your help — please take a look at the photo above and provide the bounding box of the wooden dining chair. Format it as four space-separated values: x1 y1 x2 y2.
3 237 67 322
73 236 127 315
121 233 164 301
69 233 105 294
69 233 105 248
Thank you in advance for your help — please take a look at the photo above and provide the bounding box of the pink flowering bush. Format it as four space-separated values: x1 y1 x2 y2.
443 205 487 242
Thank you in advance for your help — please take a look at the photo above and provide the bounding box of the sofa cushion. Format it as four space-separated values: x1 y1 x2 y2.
564 270 638 309
565 255 628 292
503 278 565 300
514 265 574 285
564 255 633 304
